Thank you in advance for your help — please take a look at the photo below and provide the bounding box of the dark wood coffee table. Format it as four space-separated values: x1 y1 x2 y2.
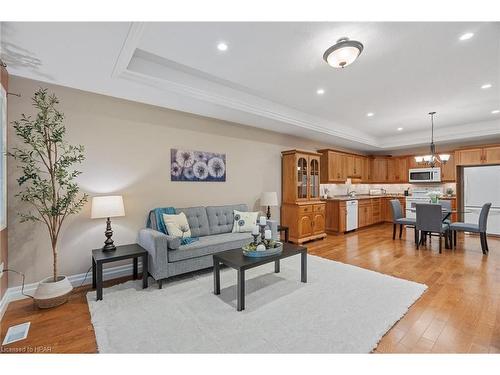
212 243 307 311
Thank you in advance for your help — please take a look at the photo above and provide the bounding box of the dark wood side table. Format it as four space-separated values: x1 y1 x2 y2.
277 225 289 243
92 243 148 301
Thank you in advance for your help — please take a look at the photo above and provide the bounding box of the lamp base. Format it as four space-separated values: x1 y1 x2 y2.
266 206 271 220
102 217 116 252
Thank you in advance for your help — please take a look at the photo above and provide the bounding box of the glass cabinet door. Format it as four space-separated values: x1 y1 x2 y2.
310 158 319 199
297 157 308 199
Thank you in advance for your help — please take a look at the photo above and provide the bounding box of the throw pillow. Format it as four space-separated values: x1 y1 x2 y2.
232 210 259 233
163 212 192 238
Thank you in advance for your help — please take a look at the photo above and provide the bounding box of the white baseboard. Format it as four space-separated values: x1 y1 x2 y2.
0 262 143 320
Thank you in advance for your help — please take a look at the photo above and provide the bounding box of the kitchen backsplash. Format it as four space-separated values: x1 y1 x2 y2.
320 182 457 197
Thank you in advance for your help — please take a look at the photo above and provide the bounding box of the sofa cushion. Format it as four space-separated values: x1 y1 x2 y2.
175 206 210 237
168 232 252 262
206 204 248 235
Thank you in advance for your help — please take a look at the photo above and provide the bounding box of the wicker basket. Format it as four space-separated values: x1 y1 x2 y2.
35 291 72 309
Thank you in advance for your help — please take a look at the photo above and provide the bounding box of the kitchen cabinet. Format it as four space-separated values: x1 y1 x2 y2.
358 200 372 227
440 152 456 182
319 150 346 183
455 148 483 166
484 146 500 164
345 155 363 178
362 157 371 182
371 157 388 182
281 150 326 244
394 157 408 182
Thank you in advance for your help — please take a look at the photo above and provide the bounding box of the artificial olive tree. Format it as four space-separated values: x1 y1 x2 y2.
10 89 88 281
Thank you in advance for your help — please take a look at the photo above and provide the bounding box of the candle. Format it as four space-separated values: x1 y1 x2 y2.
252 225 259 235
265 229 272 240
259 216 267 226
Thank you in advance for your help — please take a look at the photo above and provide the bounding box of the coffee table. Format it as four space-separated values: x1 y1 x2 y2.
212 243 307 311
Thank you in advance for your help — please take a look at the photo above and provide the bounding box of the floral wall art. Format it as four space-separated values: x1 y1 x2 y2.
170 149 226 182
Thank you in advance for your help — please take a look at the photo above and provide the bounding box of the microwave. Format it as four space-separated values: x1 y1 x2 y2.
408 168 441 183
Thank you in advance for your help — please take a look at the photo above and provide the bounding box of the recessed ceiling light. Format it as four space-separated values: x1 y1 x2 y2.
481 83 492 89
459 32 474 41
492 110 500 114
366 112 374 117
397 127 403 131
217 42 228 51
316 89 325 95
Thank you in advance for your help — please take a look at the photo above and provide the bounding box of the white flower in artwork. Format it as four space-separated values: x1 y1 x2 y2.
207 157 226 178
176 150 195 168
171 162 182 177
193 161 209 180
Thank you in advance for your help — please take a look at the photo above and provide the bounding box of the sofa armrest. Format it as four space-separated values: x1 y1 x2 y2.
139 228 181 251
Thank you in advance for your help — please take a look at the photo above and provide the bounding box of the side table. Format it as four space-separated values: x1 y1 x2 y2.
92 243 148 301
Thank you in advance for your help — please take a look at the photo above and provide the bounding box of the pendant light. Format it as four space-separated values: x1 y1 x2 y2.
414 112 450 167
323 37 364 68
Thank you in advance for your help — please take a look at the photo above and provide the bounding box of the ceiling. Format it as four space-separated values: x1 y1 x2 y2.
1 22 499 151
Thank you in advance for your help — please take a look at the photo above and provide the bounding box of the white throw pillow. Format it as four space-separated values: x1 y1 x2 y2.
232 210 259 233
163 212 192 238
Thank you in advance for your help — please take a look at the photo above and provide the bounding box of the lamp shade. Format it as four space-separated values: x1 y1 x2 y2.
91 196 125 219
260 192 278 207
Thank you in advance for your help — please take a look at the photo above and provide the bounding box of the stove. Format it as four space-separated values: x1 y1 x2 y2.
405 189 442 219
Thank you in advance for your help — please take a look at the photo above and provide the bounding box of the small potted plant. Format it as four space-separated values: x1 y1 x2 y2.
446 187 454 197
10 89 88 308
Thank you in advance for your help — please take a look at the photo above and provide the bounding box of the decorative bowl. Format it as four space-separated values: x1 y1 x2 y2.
242 242 283 257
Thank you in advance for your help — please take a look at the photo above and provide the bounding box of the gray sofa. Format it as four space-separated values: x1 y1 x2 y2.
138 204 277 287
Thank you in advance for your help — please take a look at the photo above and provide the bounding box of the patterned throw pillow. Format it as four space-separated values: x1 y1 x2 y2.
232 210 259 233
163 212 192 238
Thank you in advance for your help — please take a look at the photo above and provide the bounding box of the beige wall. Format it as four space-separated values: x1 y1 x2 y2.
7 76 332 286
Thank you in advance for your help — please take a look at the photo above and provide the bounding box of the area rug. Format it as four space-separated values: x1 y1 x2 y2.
86 255 426 353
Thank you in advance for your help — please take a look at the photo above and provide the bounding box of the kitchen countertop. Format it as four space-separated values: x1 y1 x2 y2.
322 194 456 201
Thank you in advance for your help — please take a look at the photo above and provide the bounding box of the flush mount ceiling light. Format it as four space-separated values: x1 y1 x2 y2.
316 88 325 95
366 112 374 117
492 109 500 114
459 32 474 41
397 127 403 131
323 37 364 68
481 83 492 89
217 42 228 51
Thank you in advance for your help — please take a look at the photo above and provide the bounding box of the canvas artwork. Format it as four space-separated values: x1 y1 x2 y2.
171 149 226 182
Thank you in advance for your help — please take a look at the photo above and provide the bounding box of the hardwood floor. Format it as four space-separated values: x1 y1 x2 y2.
1 223 499 353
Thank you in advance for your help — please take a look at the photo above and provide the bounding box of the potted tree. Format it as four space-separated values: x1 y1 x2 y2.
10 88 88 308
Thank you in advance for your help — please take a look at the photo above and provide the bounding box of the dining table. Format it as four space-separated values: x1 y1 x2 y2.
405 208 472 249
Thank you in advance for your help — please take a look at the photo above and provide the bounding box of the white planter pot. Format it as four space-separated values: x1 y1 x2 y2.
34 275 73 308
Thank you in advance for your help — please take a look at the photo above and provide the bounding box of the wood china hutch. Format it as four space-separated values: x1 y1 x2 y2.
280 150 326 244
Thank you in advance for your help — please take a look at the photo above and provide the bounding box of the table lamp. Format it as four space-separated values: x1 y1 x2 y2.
260 192 278 220
91 195 125 251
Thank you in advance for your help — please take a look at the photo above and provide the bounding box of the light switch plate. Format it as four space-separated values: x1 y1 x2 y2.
0 262 4 279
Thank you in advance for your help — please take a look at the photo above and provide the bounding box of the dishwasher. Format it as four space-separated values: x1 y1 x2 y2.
346 200 358 231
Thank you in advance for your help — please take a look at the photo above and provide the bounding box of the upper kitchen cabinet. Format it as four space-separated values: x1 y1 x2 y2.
371 157 388 183
456 145 500 166
440 152 456 182
318 149 346 183
282 150 322 203
344 155 363 178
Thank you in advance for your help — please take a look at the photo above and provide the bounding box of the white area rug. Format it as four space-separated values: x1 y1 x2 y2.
87 255 426 353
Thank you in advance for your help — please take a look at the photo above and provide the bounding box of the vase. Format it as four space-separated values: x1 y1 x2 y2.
34 275 73 308
431 196 438 204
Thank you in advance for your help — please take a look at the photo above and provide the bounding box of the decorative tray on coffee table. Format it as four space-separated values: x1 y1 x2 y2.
242 241 283 258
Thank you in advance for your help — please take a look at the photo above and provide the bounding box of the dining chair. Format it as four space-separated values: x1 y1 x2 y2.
389 199 417 243
416 203 450 253
449 202 491 254
438 200 452 224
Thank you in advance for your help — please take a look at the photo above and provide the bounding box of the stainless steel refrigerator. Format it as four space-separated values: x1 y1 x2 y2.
464 165 500 235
